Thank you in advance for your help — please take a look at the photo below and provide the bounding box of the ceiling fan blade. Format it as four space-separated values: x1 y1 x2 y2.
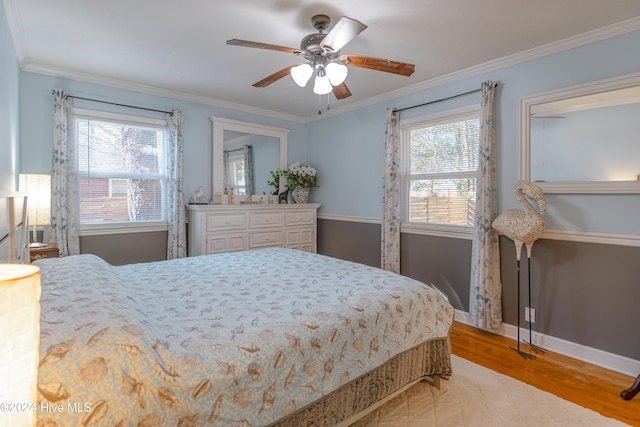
226 39 302 55
332 82 352 100
342 55 415 77
320 17 367 52
252 65 297 88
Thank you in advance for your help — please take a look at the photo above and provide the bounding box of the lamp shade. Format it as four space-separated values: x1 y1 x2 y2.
18 174 51 227
0 264 41 427
313 74 333 95
326 62 348 86
290 63 313 87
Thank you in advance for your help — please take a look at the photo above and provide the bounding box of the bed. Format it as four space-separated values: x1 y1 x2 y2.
33 248 454 426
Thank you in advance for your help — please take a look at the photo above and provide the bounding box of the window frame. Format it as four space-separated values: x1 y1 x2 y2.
227 152 247 195
73 108 169 236
399 104 480 239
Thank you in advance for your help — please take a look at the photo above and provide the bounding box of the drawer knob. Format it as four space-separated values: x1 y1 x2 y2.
225 220 230 224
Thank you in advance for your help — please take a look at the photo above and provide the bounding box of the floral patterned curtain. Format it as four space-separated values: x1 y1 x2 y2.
243 144 254 195
50 89 80 256
469 81 502 328
381 108 400 273
223 150 230 192
166 110 186 259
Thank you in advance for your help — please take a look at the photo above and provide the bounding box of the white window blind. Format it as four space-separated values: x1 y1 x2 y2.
75 111 167 225
403 108 480 227
228 154 247 195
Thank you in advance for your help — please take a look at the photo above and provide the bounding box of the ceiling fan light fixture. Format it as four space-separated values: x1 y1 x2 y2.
325 62 348 86
313 74 332 95
290 63 313 87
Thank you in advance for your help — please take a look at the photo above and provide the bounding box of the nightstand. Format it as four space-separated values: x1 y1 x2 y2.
30 244 60 263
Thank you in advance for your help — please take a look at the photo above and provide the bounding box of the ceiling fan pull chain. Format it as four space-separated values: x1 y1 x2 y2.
318 94 322 115
326 94 331 111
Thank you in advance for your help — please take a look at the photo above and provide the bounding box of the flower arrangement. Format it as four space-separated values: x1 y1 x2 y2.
286 162 318 189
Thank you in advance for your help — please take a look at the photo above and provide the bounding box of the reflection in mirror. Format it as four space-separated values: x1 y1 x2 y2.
211 117 288 200
223 131 280 195
519 72 640 193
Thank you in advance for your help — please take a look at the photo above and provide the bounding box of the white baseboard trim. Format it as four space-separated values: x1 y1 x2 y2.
454 310 640 377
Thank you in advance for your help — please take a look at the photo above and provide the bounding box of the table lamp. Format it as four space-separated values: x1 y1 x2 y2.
18 174 51 248
0 264 41 427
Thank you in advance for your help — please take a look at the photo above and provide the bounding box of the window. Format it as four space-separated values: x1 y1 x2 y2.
402 106 480 231
74 109 168 228
228 154 247 195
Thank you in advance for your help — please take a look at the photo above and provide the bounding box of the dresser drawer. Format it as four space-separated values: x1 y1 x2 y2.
285 210 316 226
206 233 247 253
206 213 246 231
249 212 283 228
249 231 283 248
286 229 314 245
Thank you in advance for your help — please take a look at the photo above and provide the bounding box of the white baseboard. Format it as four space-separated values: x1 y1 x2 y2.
454 310 640 377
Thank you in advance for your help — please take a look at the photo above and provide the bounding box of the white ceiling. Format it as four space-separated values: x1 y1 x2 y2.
5 0 640 120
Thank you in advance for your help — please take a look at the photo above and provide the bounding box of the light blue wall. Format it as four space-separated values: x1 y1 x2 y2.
308 30 640 236
14 28 640 235
0 5 19 190
18 73 308 203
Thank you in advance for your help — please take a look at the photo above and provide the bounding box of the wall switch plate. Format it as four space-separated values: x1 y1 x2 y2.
525 307 536 323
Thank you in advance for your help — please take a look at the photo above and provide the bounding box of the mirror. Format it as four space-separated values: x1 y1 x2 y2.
519 72 640 193
211 117 288 199
223 131 280 196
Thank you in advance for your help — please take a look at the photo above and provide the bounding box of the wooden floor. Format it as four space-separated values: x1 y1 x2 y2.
450 321 640 426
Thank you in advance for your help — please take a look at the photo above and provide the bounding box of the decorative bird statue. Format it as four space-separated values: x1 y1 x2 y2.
492 180 547 261
492 180 547 358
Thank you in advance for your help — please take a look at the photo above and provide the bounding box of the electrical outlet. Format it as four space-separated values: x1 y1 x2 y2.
525 307 536 323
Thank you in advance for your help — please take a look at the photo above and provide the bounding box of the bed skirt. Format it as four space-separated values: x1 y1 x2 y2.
270 337 452 427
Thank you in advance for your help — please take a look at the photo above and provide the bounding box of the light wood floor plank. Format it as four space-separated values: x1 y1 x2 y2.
450 321 640 426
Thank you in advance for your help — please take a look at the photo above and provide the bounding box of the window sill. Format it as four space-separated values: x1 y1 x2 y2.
79 221 168 236
401 222 473 240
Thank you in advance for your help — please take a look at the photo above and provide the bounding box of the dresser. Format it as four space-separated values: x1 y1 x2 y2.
187 204 320 256
30 244 60 263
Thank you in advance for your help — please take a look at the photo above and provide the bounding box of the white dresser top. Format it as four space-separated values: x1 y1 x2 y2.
186 203 321 212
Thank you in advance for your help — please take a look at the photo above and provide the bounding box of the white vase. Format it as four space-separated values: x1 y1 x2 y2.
292 186 310 203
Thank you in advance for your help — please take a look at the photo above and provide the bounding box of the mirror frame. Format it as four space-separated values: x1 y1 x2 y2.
518 71 640 193
211 116 288 197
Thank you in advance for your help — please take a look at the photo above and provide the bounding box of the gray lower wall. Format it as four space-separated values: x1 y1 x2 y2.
80 231 167 265
318 218 640 362
400 233 472 313
500 236 640 361
317 218 381 267
318 218 472 312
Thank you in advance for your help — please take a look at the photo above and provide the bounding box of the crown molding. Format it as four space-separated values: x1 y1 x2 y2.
21 63 307 124
6 0 640 123
306 16 640 122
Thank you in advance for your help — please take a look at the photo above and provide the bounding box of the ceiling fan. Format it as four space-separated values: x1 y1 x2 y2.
226 14 415 100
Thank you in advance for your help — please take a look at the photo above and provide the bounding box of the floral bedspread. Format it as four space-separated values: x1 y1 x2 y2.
34 248 454 426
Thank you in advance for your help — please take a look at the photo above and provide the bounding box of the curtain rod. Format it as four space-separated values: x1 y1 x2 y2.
394 82 498 113
55 92 173 115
